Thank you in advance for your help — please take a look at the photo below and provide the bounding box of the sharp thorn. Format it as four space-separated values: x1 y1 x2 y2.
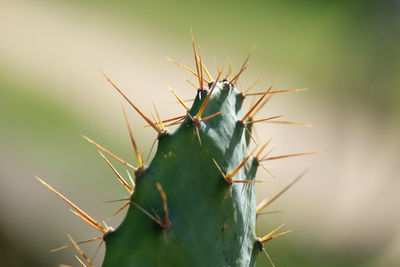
100 71 161 133
34 175 106 233
50 236 102 253
169 87 189 110
68 234 94 267
259 223 288 243
240 84 274 123
156 182 171 229
255 139 272 159
82 135 137 171
190 29 202 88
109 201 130 220
98 151 133 194
263 120 312 127
261 151 321 161
245 88 308 96
245 115 286 125
257 169 309 213
250 95 273 119
122 106 143 168
201 111 222 122
195 70 222 120
165 57 209 83
243 77 261 94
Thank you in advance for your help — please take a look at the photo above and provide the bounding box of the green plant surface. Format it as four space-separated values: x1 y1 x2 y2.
103 81 260 266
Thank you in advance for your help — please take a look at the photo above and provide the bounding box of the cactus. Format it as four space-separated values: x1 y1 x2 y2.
35 35 316 266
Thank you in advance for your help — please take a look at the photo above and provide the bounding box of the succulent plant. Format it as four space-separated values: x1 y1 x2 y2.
35 34 315 267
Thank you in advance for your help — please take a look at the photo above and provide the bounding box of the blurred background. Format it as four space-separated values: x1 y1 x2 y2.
1 0 399 266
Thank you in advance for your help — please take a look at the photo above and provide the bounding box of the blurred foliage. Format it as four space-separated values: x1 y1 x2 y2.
54 0 400 117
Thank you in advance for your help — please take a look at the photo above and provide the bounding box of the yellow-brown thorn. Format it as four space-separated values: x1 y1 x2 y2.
166 57 209 84
258 224 293 244
144 115 186 128
245 88 308 96
245 115 286 125
229 65 248 85
126 170 135 189
245 127 259 145
226 58 232 80
229 45 255 85
262 248 276 267
130 199 169 230
100 71 162 133
232 180 265 183
212 159 230 184
122 106 143 168
169 87 189 110
75 255 86 267
195 70 222 120
34 175 107 234
103 198 130 204
240 84 274 123
150 106 169 139
264 230 294 243
200 57 213 81
185 79 198 90
191 29 202 89
186 112 202 145
164 119 185 127
153 103 165 131
262 120 312 127
259 224 286 243
98 151 133 195
109 201 130 219
256 224 292 267
69 209 103 233
260 163 276 178
198 47 204 90
150 110 161 131
261 151 321 161
194 124 202 146
264 147 275 159
131 201 159 222
82 135 137 171
90 238 104 263
50 236 102 253
250 95 273 119
185 70 223 145
201 111 222 122
229 145 259 178
256 169 309 214
243 77 261 94
213 155 264 185
257 210 282 216
156 182 171 229
255 139 272 160
67 234 94 267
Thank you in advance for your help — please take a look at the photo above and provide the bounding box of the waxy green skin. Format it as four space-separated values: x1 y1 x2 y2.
103 81 261 267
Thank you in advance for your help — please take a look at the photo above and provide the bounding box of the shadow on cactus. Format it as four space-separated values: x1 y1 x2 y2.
35 34 318 266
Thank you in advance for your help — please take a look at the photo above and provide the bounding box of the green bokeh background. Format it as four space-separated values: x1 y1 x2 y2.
1 0 399 266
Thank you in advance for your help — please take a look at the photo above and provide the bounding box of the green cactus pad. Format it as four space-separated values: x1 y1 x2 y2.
34 40 312 266
103 81 260 267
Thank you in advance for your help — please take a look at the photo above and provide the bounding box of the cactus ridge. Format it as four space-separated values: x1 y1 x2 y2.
35 36 315 267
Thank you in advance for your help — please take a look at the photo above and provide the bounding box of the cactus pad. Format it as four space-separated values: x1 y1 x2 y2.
35 36 314 266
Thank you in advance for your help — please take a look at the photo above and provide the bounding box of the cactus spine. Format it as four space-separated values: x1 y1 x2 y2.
35 36 313 266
